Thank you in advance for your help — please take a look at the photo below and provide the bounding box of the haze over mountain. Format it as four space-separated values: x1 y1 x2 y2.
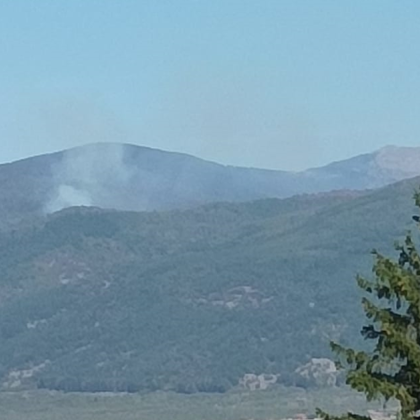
0 175 417 392
2 143 420 228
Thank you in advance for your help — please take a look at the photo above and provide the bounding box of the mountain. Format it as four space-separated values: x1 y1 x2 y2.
305 145 420 189
1 143 420 227
0 176 417 392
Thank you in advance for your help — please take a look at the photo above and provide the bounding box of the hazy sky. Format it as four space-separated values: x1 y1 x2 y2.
1 1 420 171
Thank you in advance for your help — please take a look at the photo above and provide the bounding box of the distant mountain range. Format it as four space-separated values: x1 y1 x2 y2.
1 143 420 227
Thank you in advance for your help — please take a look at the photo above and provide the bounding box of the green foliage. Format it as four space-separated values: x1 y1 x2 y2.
320 191 420 420
0 178 417 393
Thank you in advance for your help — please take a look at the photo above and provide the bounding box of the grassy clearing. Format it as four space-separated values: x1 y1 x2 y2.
0 386 390 420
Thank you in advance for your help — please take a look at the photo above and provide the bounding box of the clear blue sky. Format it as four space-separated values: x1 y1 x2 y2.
1 0 419 170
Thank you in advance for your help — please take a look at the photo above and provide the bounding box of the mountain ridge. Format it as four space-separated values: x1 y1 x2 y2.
0 142 419 229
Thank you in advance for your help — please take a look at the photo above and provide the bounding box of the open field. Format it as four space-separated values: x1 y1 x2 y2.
0 387 392 420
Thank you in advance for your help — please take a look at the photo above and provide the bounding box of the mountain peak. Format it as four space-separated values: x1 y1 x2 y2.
374 145 420 177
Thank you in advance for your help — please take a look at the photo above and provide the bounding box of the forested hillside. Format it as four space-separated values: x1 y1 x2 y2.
0 176 417 393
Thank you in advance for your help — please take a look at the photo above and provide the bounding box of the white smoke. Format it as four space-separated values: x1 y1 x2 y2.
45 143 134 213
48 185 93 211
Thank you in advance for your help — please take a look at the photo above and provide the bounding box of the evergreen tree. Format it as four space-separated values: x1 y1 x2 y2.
319 192 420 420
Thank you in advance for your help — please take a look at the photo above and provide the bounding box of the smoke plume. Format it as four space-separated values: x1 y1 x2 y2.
45 143 134 213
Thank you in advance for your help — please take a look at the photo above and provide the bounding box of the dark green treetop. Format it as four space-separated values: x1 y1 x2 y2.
319 192 420 420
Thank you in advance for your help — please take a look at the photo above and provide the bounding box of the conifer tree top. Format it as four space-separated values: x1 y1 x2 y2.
319 191 420 420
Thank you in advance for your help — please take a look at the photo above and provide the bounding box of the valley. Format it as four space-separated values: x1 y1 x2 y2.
0 387 387 420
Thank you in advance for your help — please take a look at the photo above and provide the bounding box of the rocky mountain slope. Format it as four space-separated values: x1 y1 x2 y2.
0 176 417 392
1 143 420 227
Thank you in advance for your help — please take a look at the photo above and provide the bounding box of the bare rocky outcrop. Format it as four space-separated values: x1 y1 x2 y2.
295 358 338 387
3 361 50 390
239 373 279 391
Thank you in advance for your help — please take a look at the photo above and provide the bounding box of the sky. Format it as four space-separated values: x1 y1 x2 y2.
1 1 420 171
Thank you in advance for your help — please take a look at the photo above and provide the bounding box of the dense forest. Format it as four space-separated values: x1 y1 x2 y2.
0 177 417 393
